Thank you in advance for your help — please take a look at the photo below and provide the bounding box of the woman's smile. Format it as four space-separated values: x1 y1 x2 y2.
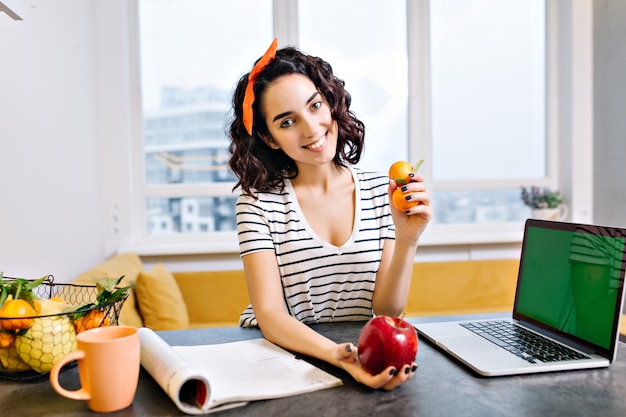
303 134 327 151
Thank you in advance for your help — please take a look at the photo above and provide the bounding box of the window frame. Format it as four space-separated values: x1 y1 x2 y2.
108 0 592 256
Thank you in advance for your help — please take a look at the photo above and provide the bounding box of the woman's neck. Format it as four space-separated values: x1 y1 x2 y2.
291 163 350 192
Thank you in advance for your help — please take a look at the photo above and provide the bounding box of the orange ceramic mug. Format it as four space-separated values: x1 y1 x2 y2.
49 325 140 413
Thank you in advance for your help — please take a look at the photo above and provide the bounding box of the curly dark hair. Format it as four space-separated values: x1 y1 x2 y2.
227 46 365 197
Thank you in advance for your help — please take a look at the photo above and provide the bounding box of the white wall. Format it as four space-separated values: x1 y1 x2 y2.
0 1 104 281
593 0 626 229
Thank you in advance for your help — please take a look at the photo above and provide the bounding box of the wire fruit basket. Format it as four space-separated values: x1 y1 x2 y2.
0 275 128 381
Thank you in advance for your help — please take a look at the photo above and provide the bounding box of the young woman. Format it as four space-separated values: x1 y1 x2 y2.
227 39 432 390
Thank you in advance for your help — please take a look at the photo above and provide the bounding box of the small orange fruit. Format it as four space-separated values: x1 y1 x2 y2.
389 160 424 211
392 188 420 212
0 299 37 331
73 309 110 334
388 160 424 186
389 161 414 186
0 329 16 349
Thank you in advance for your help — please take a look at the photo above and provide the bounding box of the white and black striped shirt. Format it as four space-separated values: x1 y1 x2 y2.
237 167 395 327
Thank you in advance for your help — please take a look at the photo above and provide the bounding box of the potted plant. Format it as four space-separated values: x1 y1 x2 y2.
521 186 568 221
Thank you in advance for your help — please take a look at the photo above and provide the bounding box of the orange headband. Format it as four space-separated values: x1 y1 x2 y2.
242 38 278 136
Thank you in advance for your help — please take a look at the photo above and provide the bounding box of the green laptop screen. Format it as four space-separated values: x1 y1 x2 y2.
516 224 626 350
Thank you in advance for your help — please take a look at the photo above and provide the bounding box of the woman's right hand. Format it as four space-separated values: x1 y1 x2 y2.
332 342 417 390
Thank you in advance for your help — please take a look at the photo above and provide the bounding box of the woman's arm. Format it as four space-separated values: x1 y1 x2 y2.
372 174 432 317
242 250 336 359
242 250 416 390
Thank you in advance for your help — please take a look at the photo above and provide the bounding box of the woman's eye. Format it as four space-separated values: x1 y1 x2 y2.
280 119 294 129
311 101 322 110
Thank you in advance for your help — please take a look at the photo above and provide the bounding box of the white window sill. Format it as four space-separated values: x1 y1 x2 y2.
117 223 524 271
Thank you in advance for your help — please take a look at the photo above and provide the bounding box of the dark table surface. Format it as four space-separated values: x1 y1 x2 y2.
2 313 626 417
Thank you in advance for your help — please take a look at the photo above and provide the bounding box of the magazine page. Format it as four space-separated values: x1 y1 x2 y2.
138 328 343 414
139 327 240 415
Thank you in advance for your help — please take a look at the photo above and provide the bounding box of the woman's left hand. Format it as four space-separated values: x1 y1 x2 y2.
388 173 432 242
334 342 417 390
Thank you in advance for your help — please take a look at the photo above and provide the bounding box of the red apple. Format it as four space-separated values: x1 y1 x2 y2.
357 316 418 375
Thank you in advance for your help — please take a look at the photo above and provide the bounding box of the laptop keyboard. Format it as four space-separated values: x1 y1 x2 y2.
461 320 590 364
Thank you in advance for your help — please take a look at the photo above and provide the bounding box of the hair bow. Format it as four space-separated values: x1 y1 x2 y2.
242 38 278 135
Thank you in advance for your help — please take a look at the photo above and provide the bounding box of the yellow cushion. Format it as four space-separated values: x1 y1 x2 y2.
135 263 190 330
69 253 144 328
173 271 249 326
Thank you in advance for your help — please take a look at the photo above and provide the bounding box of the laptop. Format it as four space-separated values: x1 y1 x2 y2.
413 218 626 377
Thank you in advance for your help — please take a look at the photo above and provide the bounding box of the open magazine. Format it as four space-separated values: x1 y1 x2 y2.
138 328 343 415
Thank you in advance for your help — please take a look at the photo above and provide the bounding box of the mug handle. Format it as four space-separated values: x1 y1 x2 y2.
49 350 91 401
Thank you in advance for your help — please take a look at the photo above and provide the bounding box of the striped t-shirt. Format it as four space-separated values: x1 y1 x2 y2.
236 167 395 327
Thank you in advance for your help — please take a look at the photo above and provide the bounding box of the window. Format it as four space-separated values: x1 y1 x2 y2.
427 0 546 227
137 0 272 243
134 0 554 250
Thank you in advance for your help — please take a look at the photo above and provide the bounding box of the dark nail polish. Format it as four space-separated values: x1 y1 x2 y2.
404 210 411 214
345 344 352 353
409 173 415 178
404 366 411 375
400 185 408 192
411 365 418 373
405 195 411 201
389 368 397 376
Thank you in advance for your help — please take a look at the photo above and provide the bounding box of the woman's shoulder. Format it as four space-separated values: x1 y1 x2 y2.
352 167 389 189
237 187 289 201
236 187 293 213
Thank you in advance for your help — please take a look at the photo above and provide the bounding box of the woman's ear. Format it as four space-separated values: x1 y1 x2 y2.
260 133 280 150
